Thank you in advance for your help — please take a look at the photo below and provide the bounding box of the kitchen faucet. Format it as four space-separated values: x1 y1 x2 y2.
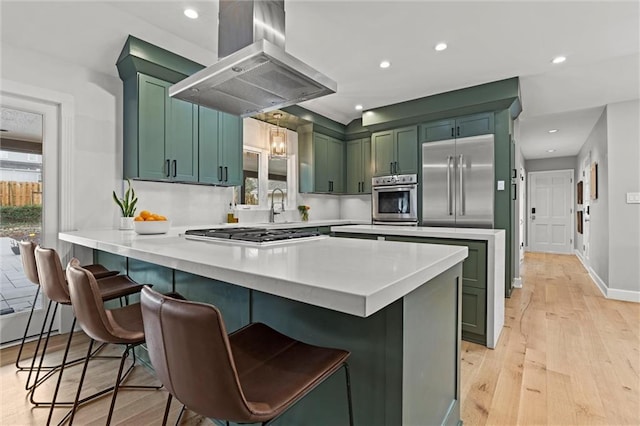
269 188 285 223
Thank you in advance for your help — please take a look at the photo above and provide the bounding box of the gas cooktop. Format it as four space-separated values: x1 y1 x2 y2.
183 227 326 245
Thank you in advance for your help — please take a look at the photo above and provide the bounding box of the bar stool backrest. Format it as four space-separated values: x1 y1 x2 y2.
18 241 39 285
34 246 71 304
140 286 253 422
65 259 121 343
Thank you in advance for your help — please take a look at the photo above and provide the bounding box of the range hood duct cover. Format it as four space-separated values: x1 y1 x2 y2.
169 0 336 117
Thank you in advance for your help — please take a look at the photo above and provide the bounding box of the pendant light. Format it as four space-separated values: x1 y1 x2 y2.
269 113 287 159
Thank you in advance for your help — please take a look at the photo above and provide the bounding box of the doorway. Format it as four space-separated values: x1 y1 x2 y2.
527 169 574 254
0 97 58 345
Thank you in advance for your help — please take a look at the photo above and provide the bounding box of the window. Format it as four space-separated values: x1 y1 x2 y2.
234 148 295 209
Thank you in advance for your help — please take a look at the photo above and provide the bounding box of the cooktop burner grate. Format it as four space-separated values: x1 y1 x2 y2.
184 227 323 244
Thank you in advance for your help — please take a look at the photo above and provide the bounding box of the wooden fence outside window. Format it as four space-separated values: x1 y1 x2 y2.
0 181 43 206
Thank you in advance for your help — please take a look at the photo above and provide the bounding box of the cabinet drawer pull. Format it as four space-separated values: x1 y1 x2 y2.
166 159 171 177
172 160 177 178
218 166 223 181
224 166 228 182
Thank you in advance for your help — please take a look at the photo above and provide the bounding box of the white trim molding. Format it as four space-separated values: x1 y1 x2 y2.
574 250 640 303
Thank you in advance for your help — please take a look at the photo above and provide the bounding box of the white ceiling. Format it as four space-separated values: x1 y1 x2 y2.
1 0 638 160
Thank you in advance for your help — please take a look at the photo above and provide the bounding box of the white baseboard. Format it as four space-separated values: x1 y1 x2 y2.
608 288 640 303
573 250 640 303
513 277 523 288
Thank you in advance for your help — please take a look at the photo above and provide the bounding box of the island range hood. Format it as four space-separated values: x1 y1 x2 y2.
169 0 337 117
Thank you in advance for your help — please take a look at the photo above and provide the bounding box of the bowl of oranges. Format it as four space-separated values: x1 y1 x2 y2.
133 210 171 235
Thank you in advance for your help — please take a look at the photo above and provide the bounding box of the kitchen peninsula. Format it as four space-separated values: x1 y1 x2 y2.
60 227 467 426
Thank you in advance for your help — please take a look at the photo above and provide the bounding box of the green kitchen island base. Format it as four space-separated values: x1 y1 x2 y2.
95 251 462 426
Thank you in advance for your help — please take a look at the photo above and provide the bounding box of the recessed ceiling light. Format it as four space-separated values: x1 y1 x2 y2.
379 60 391 69
548 129 558 133
184 8 199 19
355 105 363 111
551 56 566 64
546 149 556 153
435 43 448 51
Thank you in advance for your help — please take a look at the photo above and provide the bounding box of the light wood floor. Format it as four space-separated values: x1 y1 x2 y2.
462 252 640 425
1 252 638 425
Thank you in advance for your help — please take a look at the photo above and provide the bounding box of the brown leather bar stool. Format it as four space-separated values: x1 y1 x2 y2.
140 286 354 426
62 258 162 426
31 246 145 424
15 241 118 373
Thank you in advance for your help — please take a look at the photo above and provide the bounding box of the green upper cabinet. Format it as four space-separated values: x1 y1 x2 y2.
420 119 456 142
118 35 244 186
198 108 243 186
421 113 494 142
345 138 372 194
135 74 198 182
371 126 417 177
168 97 199 182
299 131 344 194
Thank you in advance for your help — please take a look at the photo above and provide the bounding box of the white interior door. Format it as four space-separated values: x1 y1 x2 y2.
528 170 574 254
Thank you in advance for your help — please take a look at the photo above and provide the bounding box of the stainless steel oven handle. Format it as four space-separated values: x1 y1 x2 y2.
459 154 465 215
447 156 452 215
373 185 417 192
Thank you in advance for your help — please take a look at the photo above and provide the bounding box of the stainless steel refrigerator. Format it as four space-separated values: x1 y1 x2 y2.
421 134 494 228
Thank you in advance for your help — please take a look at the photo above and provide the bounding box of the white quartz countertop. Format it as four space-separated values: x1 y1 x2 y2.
331 225 505 241
59 228 467 318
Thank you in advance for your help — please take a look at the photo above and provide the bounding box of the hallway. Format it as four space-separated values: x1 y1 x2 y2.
462 252 640 425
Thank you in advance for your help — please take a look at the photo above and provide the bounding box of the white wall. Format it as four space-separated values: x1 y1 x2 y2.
576 108 609 285
606 100 640 295
524 156 577 173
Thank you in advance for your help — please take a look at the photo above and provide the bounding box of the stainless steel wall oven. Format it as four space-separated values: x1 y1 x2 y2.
371 174 418 225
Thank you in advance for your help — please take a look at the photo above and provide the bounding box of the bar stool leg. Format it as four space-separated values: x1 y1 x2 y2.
161 394 173 426
65 339 95 426
15 289 41 370
26 301 58 391
175 405 186 426
106 344 133 425
344 363 354 426
44 317 76 423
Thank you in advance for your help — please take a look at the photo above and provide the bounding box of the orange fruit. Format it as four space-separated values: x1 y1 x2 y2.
134 216 144 222
145 216 155 221
140 210 151 219
157 215 167 221
151 213 162 220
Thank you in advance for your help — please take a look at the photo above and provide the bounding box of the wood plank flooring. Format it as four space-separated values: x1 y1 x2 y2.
1 252 637 425
462 252 640 425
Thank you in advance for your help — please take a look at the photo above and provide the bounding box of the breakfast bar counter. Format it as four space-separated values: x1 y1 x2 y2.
60 228 467 426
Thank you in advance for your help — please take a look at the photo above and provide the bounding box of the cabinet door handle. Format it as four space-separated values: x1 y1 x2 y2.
224 166 228 182
456 126 460 137
166 159 171 177
172 160 177 178
218 166 223 181
390 162 393 175
358 182 361 193
451 127 454 138
512 183 517 201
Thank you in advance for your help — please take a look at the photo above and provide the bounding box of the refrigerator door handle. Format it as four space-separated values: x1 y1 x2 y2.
447 156 453 215
459 154 465 215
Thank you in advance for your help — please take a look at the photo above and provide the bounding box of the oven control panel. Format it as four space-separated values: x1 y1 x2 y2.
372 174 418 186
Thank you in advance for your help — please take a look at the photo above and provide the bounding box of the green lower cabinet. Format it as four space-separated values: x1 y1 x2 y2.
337 233 488 345
461 286 486 345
